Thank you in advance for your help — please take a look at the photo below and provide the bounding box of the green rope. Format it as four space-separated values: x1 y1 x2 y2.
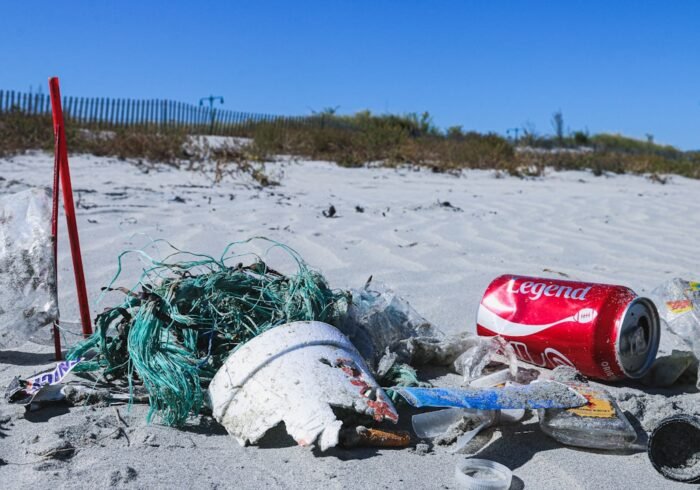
383 362 430 402
67 238 349 426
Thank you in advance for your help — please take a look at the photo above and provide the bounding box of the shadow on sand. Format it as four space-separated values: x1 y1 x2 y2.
0 350 56 366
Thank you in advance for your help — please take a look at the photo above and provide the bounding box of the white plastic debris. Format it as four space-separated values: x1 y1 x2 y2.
0 188 58 347
208 321 398 451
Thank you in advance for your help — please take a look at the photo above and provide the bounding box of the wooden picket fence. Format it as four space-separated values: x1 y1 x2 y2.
0 89 311 136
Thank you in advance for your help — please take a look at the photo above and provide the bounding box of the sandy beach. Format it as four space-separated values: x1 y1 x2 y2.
1 151 698 489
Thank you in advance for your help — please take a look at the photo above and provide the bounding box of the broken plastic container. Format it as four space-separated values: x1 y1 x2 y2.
0 188 58 347
538 385 637 450
208 321 398 451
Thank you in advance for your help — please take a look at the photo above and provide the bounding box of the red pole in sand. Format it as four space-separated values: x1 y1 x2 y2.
49 77 93 354
50 110 62 360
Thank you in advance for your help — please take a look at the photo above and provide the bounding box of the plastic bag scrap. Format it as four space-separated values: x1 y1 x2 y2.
338 280 521 391
208 321 398 451
338 280 440 368
0 188 58 347
454 336 519 385
648 278 700 388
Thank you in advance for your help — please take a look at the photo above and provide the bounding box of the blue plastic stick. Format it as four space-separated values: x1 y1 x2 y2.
397 383 587 410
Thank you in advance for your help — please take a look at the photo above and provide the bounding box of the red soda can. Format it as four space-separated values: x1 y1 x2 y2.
476 275 660 380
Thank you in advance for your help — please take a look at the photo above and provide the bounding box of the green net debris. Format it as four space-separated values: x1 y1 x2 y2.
67 238 349 426
382 362 430 402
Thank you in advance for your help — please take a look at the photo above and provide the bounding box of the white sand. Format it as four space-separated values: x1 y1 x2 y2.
1 151 698 489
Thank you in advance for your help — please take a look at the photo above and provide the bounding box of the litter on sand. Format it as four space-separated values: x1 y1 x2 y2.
5 234 700 487
66 238 348 426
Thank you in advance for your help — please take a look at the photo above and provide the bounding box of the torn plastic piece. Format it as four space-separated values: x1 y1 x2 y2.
454 336 518 385
467 367 540 388
413 408 487 439
398 382 586 410
339 281 441 368
642 350 698 387
647 414 700 483
390 333 481 368
340 426 411 448
208 321 398 451
451 409 525 454
455 458 512 490
5 359 82 405
413 408 525 453
0 188 58 347
451 419 491 455
538 384 638 450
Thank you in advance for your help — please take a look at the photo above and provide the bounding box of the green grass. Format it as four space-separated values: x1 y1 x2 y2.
2 109 698 180
251 111 699 179
0 109 272 186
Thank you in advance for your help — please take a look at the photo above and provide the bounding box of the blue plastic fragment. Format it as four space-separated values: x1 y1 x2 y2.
396 383 586 410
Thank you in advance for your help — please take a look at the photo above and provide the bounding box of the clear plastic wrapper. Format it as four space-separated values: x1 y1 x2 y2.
339 280 440 368
0 188 58 347
649 278 700 388
454 336 518 385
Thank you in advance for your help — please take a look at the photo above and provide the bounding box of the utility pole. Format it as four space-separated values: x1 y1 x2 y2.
507 128 520 144
200 95 224 134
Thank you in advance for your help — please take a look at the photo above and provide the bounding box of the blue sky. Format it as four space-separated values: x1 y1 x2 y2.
2 1 698 149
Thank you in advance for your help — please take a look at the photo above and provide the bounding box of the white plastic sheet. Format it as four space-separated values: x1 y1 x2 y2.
0 188 58 347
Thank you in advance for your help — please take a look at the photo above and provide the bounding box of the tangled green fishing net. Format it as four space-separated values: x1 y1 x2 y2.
67 238 348 426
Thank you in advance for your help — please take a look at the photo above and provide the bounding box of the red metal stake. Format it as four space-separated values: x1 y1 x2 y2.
49 77 93 360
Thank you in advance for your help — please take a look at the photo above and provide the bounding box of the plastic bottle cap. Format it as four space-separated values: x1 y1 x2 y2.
455 458 513 490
